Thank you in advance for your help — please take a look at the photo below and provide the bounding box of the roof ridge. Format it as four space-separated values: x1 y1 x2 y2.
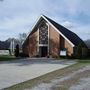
23 15 87 47
43 15 86 47
43 15 76 34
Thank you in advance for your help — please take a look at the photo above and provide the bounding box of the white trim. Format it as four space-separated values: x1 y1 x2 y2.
22 15 42 45
41 15 75 47
47 23 50 56
37 28 39 53
39 44 48 46
23 15 75 47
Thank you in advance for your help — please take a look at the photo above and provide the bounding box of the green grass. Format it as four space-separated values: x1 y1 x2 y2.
78 59 90 63
0 55 16 61
3 63 88 90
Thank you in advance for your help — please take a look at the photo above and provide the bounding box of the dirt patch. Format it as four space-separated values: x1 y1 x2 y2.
28 64 90 90
69 77 90 90
51 66 90 90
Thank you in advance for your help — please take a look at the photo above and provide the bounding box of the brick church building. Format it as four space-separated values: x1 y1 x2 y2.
22 15 87 57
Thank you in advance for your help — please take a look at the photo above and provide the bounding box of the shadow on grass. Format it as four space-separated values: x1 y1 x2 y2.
0 55 22 61
78 60 90 63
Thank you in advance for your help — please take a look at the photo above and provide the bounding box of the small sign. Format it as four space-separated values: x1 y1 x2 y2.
60 50 66 56
0 50 10 55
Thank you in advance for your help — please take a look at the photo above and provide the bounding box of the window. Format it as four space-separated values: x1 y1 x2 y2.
39 22 48 44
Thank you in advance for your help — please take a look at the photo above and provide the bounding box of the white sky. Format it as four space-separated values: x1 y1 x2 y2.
0 0 90 41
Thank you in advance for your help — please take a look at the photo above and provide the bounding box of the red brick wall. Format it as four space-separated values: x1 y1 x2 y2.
49 25 60 57
22 39 29 56
23 30 38 57
65 39 73 56
49 24 73 57
23 22 74 57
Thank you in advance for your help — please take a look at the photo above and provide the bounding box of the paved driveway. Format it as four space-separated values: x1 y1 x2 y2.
0 58 76 89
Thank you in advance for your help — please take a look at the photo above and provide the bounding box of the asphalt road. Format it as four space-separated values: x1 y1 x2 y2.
0 58 76 89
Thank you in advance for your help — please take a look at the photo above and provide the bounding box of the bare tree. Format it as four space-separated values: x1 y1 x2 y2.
19 33 27 44
14 44 19 57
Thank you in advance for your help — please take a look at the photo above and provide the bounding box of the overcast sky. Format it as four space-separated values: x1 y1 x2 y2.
0 0 90 41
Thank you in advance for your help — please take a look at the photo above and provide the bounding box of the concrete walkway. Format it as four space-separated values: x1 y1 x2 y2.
0 59 76 89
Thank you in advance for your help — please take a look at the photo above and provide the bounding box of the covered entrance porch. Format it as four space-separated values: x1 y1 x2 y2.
39 45 48 57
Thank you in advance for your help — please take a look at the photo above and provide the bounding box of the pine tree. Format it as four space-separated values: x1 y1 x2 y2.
15 44 19 57
76 43 83 59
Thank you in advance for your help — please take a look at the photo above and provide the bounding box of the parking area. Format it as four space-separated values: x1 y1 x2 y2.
0 58 76 89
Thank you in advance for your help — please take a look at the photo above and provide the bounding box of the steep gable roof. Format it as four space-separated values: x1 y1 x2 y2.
23 15 86 47
43 15 85 47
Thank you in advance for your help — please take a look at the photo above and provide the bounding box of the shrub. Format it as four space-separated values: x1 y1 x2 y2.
19 53 29 57
14 44 19 57
76 43 82 59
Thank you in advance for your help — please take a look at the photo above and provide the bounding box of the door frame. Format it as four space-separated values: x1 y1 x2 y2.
39 45 48 57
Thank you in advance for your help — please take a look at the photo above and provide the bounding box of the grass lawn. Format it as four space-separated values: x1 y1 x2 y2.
3 62 90 90
78 60 90 63
0 55 16 61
